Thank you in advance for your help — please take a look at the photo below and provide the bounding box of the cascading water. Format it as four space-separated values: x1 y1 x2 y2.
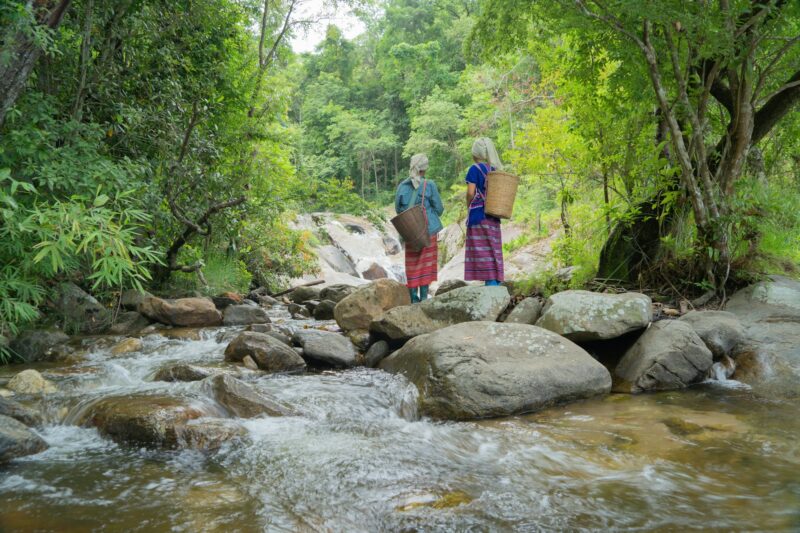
1 306 799 531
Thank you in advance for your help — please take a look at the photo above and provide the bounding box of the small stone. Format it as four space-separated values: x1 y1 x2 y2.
365 340 390 368
7 370 56 394
152 363 211 382
202 374 295 418
111 337 143 355
313 300 337 321
242 355 259 371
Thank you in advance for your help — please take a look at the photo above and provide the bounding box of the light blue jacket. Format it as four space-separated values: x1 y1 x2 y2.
394 178 444 236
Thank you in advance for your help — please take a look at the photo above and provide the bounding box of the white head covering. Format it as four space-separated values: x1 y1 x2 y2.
409 153 429 189
471 137 503 170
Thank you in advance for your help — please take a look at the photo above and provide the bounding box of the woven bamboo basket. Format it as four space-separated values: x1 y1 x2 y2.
485 170 520 219
390 205 429 252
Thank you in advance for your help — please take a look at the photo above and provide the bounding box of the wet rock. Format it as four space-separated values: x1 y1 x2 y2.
725 276 800 397
79 395 212 448
110 337 143 355
242 355 259 371
223 305 270 326
292 329 357 367
108 311 151 336
313 300 337 320
120 289 152 310
504 297 543 325
247 288 280 307
678 310 745 358
361 262 388 280
365 340 390 368
614 320 713 393
319 284 358 303
288 303 310 319
224 331 306 373
334 279 411 332
0 397 42 426
536 290 652 341
371 286 511 341
289 286 322 303
212 295 240 310
175 418 248 451
7 370 56 394
153 363 211 382
138 296 222 327
54 282 111 333
434 279 468 297
0 415 48 463
202 374 295 418
347 330 371 351
303 300 320 313
380 322 612 420
9 329 69 362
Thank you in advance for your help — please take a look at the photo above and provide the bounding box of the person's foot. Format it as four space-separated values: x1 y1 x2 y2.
409 287 420 303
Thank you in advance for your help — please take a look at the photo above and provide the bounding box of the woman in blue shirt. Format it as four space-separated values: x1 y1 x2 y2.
465 137 504 285
394 154 444 302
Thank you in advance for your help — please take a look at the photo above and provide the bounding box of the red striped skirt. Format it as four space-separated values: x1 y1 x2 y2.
405 235 438 288
464 219 504 281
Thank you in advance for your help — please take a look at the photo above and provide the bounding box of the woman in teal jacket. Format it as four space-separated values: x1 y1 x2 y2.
395 153 444 302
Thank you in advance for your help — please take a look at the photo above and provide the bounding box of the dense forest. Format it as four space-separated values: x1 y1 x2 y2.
1 0 799 356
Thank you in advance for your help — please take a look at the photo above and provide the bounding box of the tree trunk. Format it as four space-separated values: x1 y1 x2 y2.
0 0 72 129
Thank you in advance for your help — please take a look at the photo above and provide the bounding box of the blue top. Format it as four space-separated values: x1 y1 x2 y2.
466 162 499 226
395 178 444 236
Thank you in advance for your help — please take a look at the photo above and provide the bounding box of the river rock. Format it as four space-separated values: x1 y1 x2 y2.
108 311 151 336
724 276 800 397
289 285 323 303
292 329 358 367
361 262 388 280
7 370 56 394
614 320 713 393
370 286 511 341
503 297 543 325
54 282 111 333
110 337 143 356
120 289 152 310
153 363 211 382
244 326 292 346
79 395 213 448
334 279 413 333
536 290 652 341
288 303 311 319
365 340 390 368
678 310 745 358
319 284 358 303
175 418 248 451
242 355 259 371
224 331 306 373
434 279 468 297
313 300 337 320
9 329 69 362
318 245 359 276
202 374 295 418
0 415 48 463
247 288 280 307
138 296 222 327
379 322 612 420
0 397 42 426
223 305 270 326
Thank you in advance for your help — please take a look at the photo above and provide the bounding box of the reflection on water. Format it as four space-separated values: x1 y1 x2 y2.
1 319 799 532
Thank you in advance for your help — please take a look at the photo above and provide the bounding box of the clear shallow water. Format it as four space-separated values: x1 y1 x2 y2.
1 314 799 532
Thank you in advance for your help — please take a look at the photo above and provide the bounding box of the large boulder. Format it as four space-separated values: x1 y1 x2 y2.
138 296 222 327
379 322 612 420
108 311 151 336
0 415 48 463
503 297 543 325
536 290 652 341
678 310 745 358
202 374 295 418
224 331 306 373
289 285 323 303
434 279 468 297
120 289 152 310
317 245 359 276
724 276 800 397
54 282 111 333
9 329 69 362
292 329 358 367
370 286 511 341
7 369 56 394
334 279 410 332
614 320 713 393
0 397 43 426
152 363 212 382
319 284 358 304
78 395 215 448
222 305 270 326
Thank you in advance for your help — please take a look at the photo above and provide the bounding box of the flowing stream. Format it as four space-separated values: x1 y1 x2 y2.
1 307 799 531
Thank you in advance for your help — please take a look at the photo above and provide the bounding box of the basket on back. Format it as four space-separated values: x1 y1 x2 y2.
391 205 429 252
485 170 520 219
